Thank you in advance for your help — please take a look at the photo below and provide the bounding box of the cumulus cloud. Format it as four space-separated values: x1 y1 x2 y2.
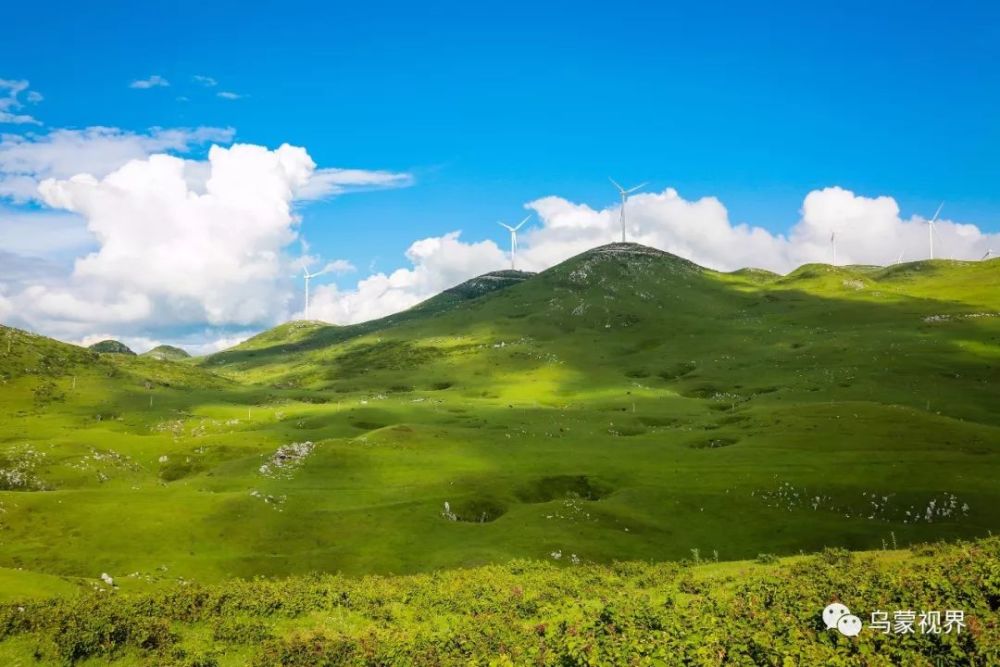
0 126 235 202
129 75 169 89
0 79 42 125
0 120 417 347
307 186 1000 326
516 186 997 273
27 143 314 330
308 232 506 323
217 91 242 100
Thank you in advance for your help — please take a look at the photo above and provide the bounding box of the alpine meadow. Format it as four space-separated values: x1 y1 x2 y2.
6 3 1000 663
2 243 1000 664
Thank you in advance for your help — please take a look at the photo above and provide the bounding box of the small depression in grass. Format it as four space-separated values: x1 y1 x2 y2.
350 420 386 431
682 384 722 399
689 437 739 450
159 459 205 481
638 415 679 427
515 475 613 503
448 497 507 523
658 362 697 380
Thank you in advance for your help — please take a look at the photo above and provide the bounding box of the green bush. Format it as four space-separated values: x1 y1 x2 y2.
1 536 999 665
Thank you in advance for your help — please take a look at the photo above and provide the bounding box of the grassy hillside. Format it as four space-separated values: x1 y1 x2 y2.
141 345 191 362
87 340 136 355
0 243 998 593
0 536 997 665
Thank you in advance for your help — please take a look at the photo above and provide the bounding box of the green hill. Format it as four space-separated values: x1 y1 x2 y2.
87 339 135 355
0 242 998 624
141 344 191 361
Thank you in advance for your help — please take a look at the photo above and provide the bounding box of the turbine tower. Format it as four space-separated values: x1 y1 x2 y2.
609 178 647 243
926 202 943 260
498 215 530 270
830 231 838 266
302 265 331 320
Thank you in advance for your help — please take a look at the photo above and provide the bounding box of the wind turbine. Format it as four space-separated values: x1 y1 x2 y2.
302 265 332 320
926 202 943 260
609 178 647 243
498 215 530 270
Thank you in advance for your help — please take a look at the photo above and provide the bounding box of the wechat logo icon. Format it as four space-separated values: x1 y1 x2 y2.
823 603 862 637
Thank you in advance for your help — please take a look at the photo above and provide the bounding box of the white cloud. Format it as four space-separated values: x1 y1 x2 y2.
28 143 313 330
322 259 356 274
217 91 242 100
306 186 1000 326
193 75 218 87
0 124 415 347
129 75 170 89
0 79 42 125
296 167 414 200
516 186 998 273
0 126 235 202
308 232 506 324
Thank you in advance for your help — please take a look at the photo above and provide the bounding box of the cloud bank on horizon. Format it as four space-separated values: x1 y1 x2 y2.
1 120 997 353
306 186 997 326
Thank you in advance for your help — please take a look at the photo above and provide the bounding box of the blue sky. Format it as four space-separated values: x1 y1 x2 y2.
2 0 999 350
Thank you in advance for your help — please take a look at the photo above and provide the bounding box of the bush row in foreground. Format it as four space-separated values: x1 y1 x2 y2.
1 537 999 665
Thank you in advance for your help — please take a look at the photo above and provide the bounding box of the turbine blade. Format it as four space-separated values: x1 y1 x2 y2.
626 182 648 193
513 214 530 230
498 222 514 231
930 202 944 224
608 177 624 192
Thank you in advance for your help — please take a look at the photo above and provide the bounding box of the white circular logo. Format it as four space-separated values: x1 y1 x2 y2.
823 602 851 630
837 614 863 637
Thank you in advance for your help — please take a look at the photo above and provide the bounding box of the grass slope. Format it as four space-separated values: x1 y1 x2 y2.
1 536 997 665
0 243 998 591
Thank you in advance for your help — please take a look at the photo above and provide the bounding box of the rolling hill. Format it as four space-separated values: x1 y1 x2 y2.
141 345 191 361
0 242 998 595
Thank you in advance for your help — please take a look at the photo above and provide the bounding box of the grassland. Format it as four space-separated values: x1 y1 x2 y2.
1 536 997 665
1 242 998 661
